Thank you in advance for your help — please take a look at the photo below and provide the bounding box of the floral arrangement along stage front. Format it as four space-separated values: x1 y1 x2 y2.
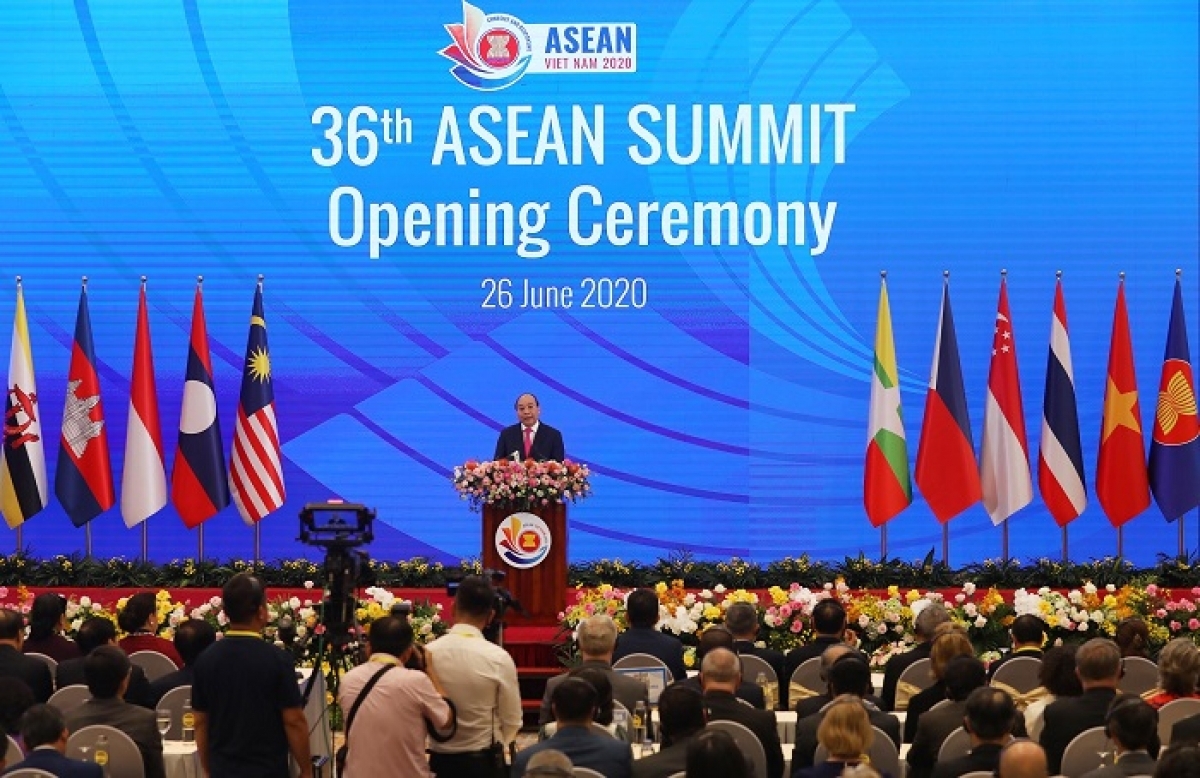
452 457 592 510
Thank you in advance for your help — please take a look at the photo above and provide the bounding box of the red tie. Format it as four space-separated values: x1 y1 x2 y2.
523 426 533 458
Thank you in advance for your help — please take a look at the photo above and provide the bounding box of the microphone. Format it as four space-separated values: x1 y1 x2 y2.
510 451 520 462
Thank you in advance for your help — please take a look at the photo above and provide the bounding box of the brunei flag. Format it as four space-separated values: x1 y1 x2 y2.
1 281 48 528
55 282 114 527
864 275 911 526
1148 276 1200 521
171 282 230 528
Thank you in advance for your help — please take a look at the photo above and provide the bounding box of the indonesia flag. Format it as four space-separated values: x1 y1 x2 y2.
980 275 1032 524
915 276 981 523
1038 278 1086 526
1148 275 1200 521
55 282 114 527
864 275 911 526
229 282 285 524
121 282 167 528
171 281 230 528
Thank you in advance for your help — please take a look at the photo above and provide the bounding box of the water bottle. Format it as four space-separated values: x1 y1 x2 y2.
755 671 774 710
632 700 647 746
93 733 110 776
181 698 195 743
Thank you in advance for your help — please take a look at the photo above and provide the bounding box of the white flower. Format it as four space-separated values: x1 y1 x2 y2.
217 612 229 627
911 599 930 618
700 590 713 601
858 615 871 628
683 594 697 607
289 597 301 609
1106 584 1117 593
1091 610 1105 623
713 584 727 594
974 615 988 629
955 594 966 604
1084 582 1098 596
1068 590 1083 604
1077 621 1089 632
304 581 314 589
210 596 222 608
963 582 977 596
964 603 978 618
79 596 92 608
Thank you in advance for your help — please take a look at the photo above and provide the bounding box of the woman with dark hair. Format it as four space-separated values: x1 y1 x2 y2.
539 665 627 741
686 729 751 778
117 592 182 668
1115 617 1151 659
1024 644 1082 740
22 593 81 662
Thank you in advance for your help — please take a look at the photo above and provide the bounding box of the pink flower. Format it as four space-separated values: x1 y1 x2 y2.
1189 619 1200 631
790 621 803 634
1157 609 1169 618
1171 621 1182 632
1147 584 1160 597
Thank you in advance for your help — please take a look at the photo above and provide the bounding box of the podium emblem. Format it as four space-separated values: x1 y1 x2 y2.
495 512 552 569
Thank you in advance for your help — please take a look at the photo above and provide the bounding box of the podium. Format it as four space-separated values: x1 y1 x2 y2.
482 501 567 626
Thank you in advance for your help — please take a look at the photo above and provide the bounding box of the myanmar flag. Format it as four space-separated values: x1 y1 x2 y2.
865 276 911 526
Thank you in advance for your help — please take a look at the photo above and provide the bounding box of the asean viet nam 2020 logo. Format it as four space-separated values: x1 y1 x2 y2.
440 0 637 91
495 512 552 569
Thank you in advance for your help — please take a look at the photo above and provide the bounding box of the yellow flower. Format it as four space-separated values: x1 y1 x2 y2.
703 605 722 621
887 585 900 599
905 590 920 604
654 582 668 595
769 586 788 606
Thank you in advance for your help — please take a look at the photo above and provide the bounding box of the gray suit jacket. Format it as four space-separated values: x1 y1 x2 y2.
539 659 650 725
65 697 166 778
907 700 968 778
1079 751 1157 778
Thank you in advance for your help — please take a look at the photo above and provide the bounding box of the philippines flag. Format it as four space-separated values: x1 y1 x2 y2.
1037 278 1086 526
121 283 167 528
915 277 981 523
0 281 47 528
229 282 285 524
171 283 229 528
1148 276 1200 521
980 276 1032 524
55 283 114 527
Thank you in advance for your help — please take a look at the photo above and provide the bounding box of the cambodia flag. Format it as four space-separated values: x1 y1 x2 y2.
55 283 114 527
171 283 229 528
915 278 981 523
1148 277 1200 521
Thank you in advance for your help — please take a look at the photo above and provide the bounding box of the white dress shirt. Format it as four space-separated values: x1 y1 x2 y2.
425 623 522 752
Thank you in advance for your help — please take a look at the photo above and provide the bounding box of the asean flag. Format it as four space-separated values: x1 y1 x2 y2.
171 283 230 528
1148 276 1200 521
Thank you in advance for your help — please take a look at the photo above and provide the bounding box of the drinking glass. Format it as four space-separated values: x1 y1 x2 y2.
156 709 172 739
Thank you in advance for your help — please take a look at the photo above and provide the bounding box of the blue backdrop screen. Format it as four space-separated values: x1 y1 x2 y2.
0 0 1196 565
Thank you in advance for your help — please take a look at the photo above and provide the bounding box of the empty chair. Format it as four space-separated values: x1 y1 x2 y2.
895 657 935 711
707 719 767 778
5 770 57 778
991 656 1047 711
127 651 176 683
1058 726 1110 778
46 684 90 715
156 685 192 741
813 725 901 778
789 657 823 705
1156 697 1200 746
573 769 605 778
937 726 972 762
959 773 994 778
66 724 144 778
740 654 779 710
4 735 21 766
1118 657 1159 696
613 653 672 704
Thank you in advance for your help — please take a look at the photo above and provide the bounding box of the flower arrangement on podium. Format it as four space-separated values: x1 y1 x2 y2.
452 457 592 511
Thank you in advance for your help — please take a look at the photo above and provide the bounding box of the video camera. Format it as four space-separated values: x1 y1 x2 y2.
446 568 526 645
299 501 376 648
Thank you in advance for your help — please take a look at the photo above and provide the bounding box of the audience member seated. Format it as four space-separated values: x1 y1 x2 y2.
1023 644 1081 741
793 695 889 778
512 677 633 778
784 600 858 685
64 645 165 778
1039 637 1122 774
997 740 1049 778
726 601 788 706
1115 618 1151 659
116 593 183 669
1154 744 1200 777
904 623 973 743
540 614 649 726
0 609 53 703
633 684 705 778
0 677 35 746
22 593 82 663
931 687 1017 778
524 749 574 778
795 645 885 718
881 603 950 712
687 729 751 778
1079 694 1159 777
793 651 900 770
56 617 154 709
678 626 765 708
907 655 988 778
1 704 101 778
1145 637 1200 709
701 647 784 778
541 666 624 741
613 589 687 682
988 615 1046 681
145 618 215 707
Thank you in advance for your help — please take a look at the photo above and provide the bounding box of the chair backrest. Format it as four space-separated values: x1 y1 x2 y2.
66 724 144 778
929 698 953 711
991 657 1043 693
128 650 177 682
47 684 90 715
1157 697 1200 746
5 770 57 778
740 654 777 684
937 726 971 762
789 657 824 705
813 725 900 777
157 684 192 741
666 773 686 778
895 658 935 711
613 654 671 705
707 719 767 778
588 722 620 739
959 773 994 778
23 652 58 673
5 734 22 766
573 769 605 778
1118 657 1159 696
1058 725 1110 777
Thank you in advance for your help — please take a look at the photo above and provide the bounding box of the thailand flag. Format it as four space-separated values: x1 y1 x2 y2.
121 283 166 528
1148 276 1200 521
980 275 1032 524
1038 278 1086 526
55 283 114 527
171 283 229 528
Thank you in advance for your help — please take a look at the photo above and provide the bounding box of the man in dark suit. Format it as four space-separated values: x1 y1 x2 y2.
1171 710 1200 746
632 684 704 778
1080 695 1158 777
0 608 52 703
987 614 1046 681
64 646 165 778
513 678 633 778
907 656 988 778
726 602 787 707
2 704 102 777
794 645 884 718
782 600 857 689
494 393 565 461
700 648 784 778
1039 638 1122 774
931 687 1017 778
56 617 153 709
540 614 649 725
792 652 901 770
146 618 216 706
613 589 687 682
676 626 764 708
880 602 950 711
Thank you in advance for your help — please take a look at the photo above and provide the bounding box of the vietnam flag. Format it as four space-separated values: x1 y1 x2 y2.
980 275 1032 525
1096 278 1149 527
171 281 230 528
864 275 911 526
915 277 981 522
1148 276 1200 521
55 282 114 527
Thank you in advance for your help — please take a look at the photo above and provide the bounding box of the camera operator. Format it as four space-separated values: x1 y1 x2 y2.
482 569 525 645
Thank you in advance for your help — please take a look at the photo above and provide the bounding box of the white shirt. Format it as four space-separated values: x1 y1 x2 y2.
425 623 522 752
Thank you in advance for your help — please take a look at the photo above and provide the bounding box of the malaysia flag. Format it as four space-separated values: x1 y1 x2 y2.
980 275 1032 524
171 282 230 528
121 282 167 528
55 282 114 527
1037 278 1086 526
1148 276 1200 521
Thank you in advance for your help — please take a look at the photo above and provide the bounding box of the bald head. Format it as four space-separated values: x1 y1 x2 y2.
820 644 854 675
998 740 1048 778
700 647 742 692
